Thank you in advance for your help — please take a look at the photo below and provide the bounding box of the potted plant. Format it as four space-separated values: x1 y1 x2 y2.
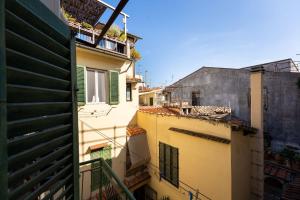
131 48 141 61
106 24 121 39
81 22 93 29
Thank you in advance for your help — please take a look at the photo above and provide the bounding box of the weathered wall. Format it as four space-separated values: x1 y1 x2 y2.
263 72 300 150
137 111 233 200
168 64 300 150
170 67 250 121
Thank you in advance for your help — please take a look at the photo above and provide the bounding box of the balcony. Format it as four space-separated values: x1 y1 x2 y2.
80 158 135 200
70 22 128 57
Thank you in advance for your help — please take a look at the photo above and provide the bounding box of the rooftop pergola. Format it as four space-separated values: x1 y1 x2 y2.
61 0 129 46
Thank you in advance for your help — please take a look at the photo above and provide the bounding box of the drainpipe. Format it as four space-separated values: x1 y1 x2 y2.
250 66 264 200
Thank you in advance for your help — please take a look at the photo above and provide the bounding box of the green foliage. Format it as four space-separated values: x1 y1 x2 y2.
81 22 93 29
131 48 141 60
118 32 126 42
297 78 300 89
106 24 121 38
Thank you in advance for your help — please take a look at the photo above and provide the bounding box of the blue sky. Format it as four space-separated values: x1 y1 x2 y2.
105 0 300 86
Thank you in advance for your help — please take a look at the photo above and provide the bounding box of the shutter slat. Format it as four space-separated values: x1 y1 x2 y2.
7 102 72 121
6 0 70 44
39 174 73 200
8 124 71 154
171 147 179 187
7 84 71 103
8 158 72 200
7 113 72 138
76 66 85 104
7 66 70 90
3 1 77 199
23 163 72 200
6 29 70 69
5 10 69 57
7 48 70 79
159 142 165 176
8 144 72 184
109 70 119 105
8 133 72 168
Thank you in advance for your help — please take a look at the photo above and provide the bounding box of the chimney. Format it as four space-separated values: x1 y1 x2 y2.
250 66 264 199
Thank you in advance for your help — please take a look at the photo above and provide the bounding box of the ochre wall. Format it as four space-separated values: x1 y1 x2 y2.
231 130 251 200
76 47 139 183
137 111 232 200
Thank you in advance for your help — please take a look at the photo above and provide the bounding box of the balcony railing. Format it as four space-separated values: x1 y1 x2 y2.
79 158 135 200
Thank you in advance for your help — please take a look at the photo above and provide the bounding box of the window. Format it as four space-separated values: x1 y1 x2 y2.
86 69 107 103
126 83 132 101
191 91 200 106
149 97 154 106
91 146 112 191
159 142 179 187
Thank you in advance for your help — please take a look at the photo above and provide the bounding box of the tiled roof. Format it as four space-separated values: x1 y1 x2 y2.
282 176 300 200
127 126 146 137
139 106 257 133
139 87 162 93
89 143 108 151
264 162 293 182
139 106 180 115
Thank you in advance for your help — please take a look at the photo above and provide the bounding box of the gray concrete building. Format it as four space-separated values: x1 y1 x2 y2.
165 59 300 151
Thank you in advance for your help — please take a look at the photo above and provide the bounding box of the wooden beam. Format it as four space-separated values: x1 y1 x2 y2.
169 127 231 144
94 0 129 47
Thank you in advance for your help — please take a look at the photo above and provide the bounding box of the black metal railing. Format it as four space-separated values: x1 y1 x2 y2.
79 158 135 200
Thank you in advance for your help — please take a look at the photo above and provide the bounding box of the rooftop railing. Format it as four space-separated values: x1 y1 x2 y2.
79 158 135 200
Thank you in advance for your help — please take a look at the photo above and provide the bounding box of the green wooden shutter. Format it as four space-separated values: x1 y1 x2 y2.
76 65 85 105
91 146 112 191
159 142 165 177
171 147 179 187
109 70 119 105
165 145 171 181
1 0 79 199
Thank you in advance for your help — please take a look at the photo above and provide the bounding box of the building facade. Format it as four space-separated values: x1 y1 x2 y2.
136 106 256 200
165 59 300 151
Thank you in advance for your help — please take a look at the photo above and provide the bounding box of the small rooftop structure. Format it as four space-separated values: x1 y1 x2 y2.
139 106 257 134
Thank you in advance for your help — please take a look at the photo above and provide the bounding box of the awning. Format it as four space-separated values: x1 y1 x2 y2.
127 133 150 170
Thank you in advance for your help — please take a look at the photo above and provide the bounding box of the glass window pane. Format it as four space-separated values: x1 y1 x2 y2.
98 71 107 102
126 83 132 101
87 70 96 102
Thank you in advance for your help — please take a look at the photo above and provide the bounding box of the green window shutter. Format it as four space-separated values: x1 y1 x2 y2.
165 145 171 181
91 146 112 191
109 70 119 105
159 142 165 177
76 65 85 105
171 147 179 187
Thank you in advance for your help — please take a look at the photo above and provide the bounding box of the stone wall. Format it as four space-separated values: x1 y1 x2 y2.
168 62 300 150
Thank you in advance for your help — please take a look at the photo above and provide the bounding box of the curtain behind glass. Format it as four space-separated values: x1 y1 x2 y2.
98 71 107 102
87 70 96 102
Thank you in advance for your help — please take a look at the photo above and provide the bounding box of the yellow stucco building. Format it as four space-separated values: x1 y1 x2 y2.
136 106 257 200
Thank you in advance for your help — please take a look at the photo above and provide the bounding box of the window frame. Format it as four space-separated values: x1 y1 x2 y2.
159 142 179 188
126 83 132 101
85 68 108 104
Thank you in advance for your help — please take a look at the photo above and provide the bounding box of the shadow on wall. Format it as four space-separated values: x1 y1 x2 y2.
78 112 151 200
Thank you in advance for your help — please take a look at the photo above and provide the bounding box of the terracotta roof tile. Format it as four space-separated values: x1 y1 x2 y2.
127 126 146 137
89 143 108 151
